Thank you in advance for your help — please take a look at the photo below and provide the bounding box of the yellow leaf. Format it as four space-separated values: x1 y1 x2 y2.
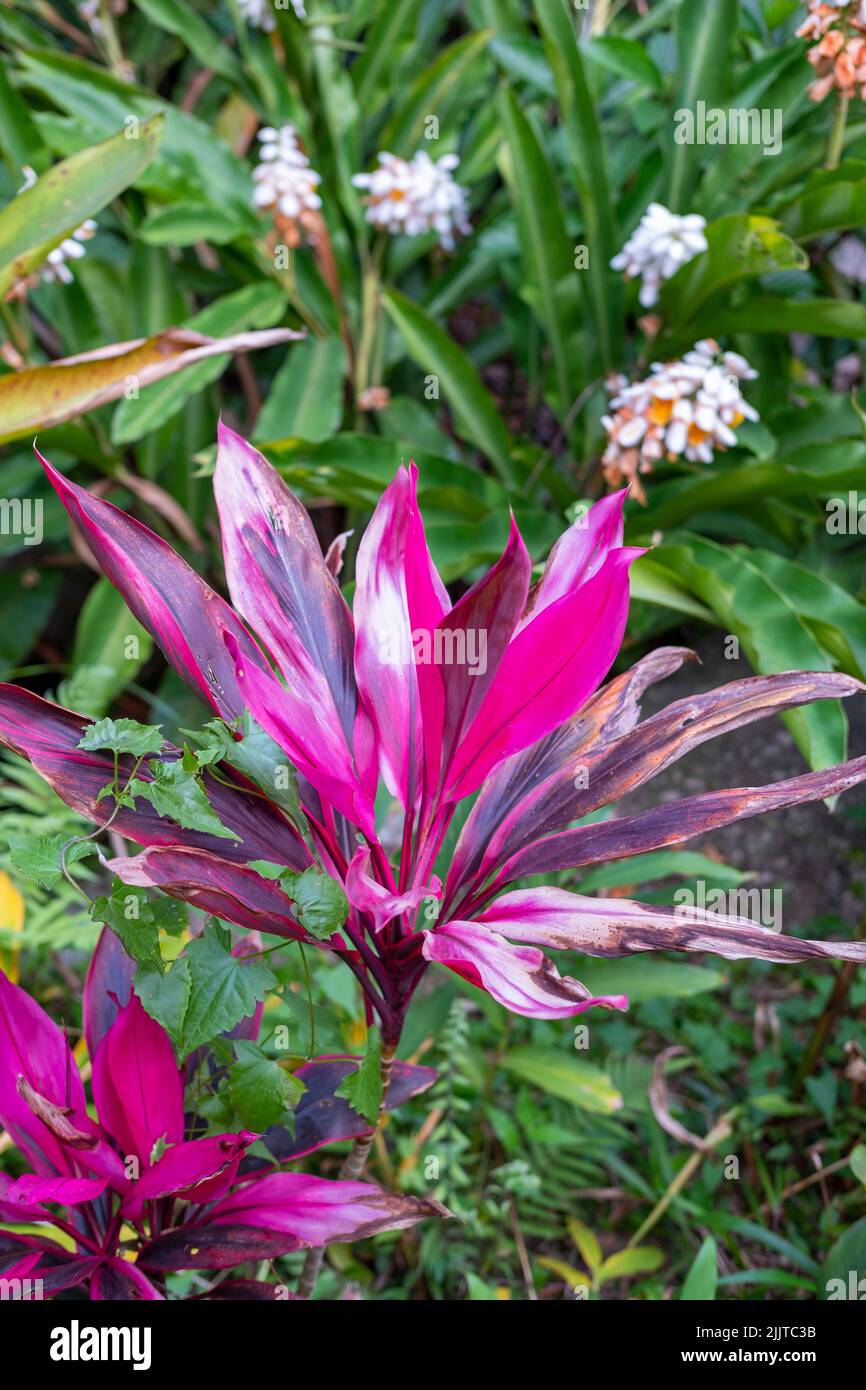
0 327 302 443
0 871 24 983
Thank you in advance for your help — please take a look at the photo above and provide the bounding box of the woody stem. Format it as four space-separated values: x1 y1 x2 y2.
296 1038 399 1299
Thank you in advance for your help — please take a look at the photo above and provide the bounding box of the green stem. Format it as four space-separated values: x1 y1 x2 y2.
826 89 849 171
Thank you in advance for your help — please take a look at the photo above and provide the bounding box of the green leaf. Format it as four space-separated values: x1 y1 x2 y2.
743 550 866 682
497 85 583 410
655 538 849 773
180 925 277 1058
781 164 866 241
566 1216 602 1276
0 116 163 297
659 214 807 331
139 201 259 246
253 337 347 444
707 295 866 339
630 554 715 622
78 717 164 758
58 579 153 719
379 29 492 156
499 1047 622 1114
577 958 726 1004
131 0 244 83
667 0 738 210
193 714 304 828
335 1026 382 1123
680 1237 718 1300
4 832 94 891
90 882 163 970
135 958 191 1050
229 1040 304 1129
534 0 621 371
585 36 663 91
598 1246 664 1283
850 1144 866 1187
281 867 348 940
383 289 519 486
133 761 241 841
820 1216 866 1299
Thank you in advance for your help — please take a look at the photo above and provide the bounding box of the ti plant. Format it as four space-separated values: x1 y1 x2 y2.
1 423 866 1297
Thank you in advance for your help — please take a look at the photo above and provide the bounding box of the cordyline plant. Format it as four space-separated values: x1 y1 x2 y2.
0 928 440 1300
2 423 866 1294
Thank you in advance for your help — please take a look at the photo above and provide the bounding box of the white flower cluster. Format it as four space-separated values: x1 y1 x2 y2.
251 125 322 220
351 151 471 251
610 202 708 307
237 0 305 30
19 167 97 286
601 340 759 499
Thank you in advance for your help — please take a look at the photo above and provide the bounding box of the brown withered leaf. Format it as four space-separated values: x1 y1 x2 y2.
0 326 304 443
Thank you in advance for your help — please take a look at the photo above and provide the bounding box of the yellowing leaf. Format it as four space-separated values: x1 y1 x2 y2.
537 1255 591 1292
0 327 302 443
566 1216 603 1276
598 1246 664 1283
0 870 24 983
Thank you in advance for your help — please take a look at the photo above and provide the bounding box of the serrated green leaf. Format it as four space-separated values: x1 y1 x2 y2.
281 866 348 940
78 717 164 758
180 926 276 1058
229 1040 304 1129
335 1026 382 1123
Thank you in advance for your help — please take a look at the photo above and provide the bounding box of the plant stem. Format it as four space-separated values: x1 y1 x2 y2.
826 90 849 171
627 1109 736 1249
296 1038 398 1299
793 915 866 1091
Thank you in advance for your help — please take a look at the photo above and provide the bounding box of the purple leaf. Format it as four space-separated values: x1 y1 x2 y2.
422 921 628 1020
479 886 866 965
498 753 866 880
83 926 134 1061
91 993 183 1164
138 1223 304 1271
109 847 339 947
263 1054 437 1162
40 451 270 721
467 669 866 895
447 646 693 903
0 684 310 868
